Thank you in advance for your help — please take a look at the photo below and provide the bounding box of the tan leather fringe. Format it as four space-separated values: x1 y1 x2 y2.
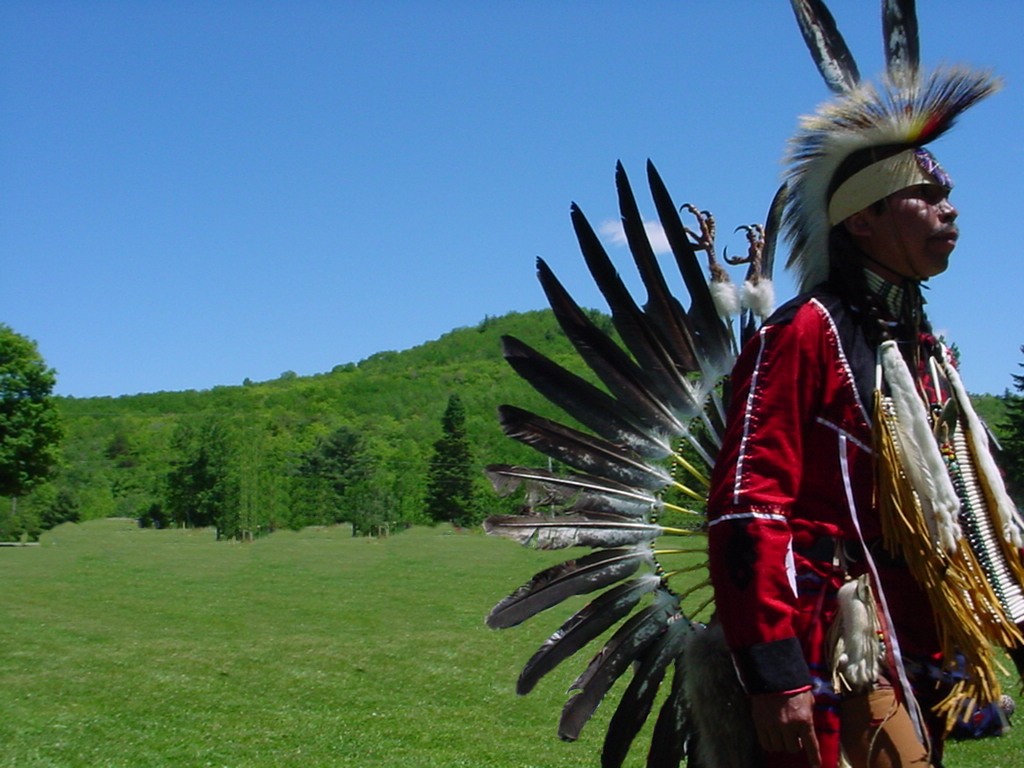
874 392 1012 732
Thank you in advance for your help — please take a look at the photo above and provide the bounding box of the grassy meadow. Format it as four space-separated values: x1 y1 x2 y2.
1 520 1023 767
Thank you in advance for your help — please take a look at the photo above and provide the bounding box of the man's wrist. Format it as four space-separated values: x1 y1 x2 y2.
734 637 812 694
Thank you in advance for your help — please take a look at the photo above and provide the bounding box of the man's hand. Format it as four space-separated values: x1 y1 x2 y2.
750 689 821 768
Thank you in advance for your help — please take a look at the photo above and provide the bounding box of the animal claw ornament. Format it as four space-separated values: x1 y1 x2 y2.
723 224 765 267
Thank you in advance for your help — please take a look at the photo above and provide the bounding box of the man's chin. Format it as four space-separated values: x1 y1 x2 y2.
920 254 951 278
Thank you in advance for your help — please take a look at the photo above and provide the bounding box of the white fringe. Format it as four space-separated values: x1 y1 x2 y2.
879 341 962 553
936 350 1024 548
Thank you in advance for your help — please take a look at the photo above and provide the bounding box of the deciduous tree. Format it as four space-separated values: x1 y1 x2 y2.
165 416 239 537
0 324 62 508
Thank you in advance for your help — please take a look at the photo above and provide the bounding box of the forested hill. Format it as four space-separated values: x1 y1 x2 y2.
23 310 606 538
10 307 1008 541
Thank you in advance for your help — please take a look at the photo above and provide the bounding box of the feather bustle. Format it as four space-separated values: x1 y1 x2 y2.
558 591 677 741
614 161 701 374
486 547 654 629
571 203 704 421
498 405 674 492
536 259 693 439
646 162 733 385
485 161 765 762
645 654 690 768
484 464 660 519
483 513 664 550
517 575 663 695
601 616 695 768
501 334 673 460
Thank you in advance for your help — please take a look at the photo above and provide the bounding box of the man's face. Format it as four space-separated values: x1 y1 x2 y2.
847 184 960 280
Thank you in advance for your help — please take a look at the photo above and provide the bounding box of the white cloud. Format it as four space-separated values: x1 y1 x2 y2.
598 218 671 255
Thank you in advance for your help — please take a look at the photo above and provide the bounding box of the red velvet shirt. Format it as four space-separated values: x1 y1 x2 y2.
707 291 941 696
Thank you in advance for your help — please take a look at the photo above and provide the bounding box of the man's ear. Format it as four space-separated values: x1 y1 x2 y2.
843 209 873 238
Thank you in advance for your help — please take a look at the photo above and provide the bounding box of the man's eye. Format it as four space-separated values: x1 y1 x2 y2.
912 185 948 204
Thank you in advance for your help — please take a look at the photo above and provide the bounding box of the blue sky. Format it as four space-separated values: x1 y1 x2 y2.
3 1 1023 398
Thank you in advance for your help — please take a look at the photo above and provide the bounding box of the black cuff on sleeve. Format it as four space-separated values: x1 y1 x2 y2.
733 637 811 694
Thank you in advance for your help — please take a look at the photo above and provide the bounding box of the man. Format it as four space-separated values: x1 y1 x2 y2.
705 36 1024 768
708 154 959 768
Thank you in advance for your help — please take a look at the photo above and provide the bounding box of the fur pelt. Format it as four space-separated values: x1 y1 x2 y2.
682 623 759 768
827 575 883 693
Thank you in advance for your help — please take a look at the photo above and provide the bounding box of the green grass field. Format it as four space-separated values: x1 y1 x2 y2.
1 520 1022 767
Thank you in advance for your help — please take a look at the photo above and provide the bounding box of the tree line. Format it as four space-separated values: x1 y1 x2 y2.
1 311 592 541
3 314 1023 543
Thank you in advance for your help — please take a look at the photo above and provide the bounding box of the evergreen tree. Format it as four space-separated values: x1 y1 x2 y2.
39 487 81 530
1000 345 1024 504
298 426 372 504
297 425 374 529
423 393 478 527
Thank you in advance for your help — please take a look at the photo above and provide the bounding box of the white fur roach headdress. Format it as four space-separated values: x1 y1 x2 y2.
783 0 1000 293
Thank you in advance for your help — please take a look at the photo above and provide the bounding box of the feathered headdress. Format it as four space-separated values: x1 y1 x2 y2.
784 0 1000 292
